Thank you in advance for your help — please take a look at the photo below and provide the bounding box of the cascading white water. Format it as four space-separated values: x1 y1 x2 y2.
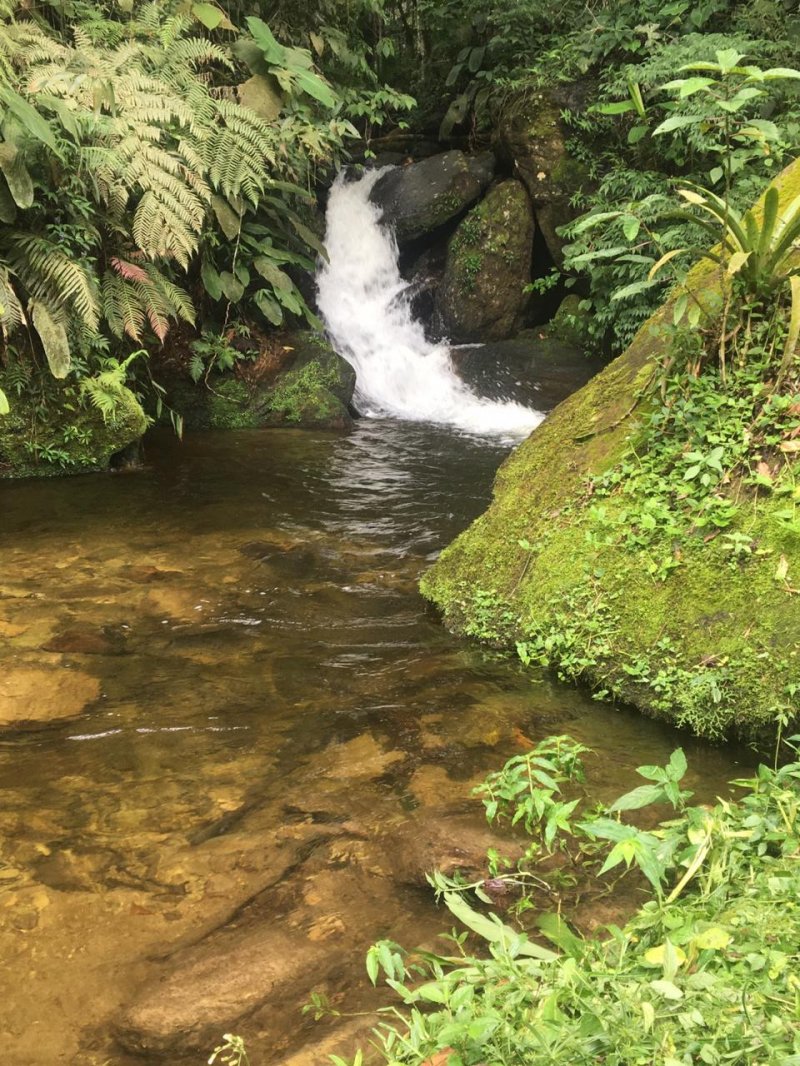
316 168 543 439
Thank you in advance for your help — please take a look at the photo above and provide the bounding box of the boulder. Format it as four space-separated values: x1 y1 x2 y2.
494 86 590 265
421 159 800 742
0 376 147 479
435 180 534 343
260 334 355 429
159 332 355 432
0 665 100 729
370 150 495 244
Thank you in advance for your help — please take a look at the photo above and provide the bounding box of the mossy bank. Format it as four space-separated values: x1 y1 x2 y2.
422 160 800 743
0 374 147 478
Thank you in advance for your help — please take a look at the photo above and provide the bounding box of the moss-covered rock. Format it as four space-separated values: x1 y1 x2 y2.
0 375 148 478
494 86 590 265
259 335 355 428
435 180 535 343
369 151 495 244
161 332 356 432
421 159 800 743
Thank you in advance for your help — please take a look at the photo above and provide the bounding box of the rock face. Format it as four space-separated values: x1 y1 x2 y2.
494 86 589 265
161 332 356 432
435 180 534 342
0 666 100 729
421 159 800 742
370 150 495 243
0 378 147 478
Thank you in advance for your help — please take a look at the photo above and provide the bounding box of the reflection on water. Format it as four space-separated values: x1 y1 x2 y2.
0 423 751 1064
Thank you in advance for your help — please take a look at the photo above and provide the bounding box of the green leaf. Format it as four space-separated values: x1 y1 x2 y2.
622 216 640 241
254 288 283 325
246 16 287 65
192 3 225 29
0 386 8 416
650 979 683 1000
653 114 705 135
211 195 241 240
290 67 337 108
201 261 223 301
440 889 557 961
609 784 666 812
0 142 33 209
32 301 71 379
0 87 60 154
219 271 244 302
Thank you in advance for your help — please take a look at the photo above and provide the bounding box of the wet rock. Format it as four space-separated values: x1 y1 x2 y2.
451 331 602 413
115 928 328 1055
0 666 100 729
43 625 126 656
370 151 495 244
314 733 406 782
494 85 590 265
436 180 535 342
388 814 518 888
259 334 355 429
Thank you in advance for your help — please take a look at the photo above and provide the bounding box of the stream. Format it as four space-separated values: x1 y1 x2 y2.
0 420 750 1065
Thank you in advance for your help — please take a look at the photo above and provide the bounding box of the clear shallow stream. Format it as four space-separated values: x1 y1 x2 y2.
0 422 751 1065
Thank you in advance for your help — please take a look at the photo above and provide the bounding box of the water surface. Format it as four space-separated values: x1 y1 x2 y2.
0 423 750 1064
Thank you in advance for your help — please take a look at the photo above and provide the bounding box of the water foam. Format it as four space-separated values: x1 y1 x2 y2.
316 168 543 440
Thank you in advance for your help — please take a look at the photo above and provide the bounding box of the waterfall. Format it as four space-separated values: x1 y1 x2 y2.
316 168 543 439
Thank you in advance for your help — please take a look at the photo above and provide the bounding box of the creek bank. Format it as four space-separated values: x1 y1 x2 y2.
422 159 800 742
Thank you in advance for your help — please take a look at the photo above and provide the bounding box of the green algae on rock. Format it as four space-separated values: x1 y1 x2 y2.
0 375 148 478
435 180 535 343
422 160 800 743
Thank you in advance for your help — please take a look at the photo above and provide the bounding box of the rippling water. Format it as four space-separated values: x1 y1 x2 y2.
0 424 751 1065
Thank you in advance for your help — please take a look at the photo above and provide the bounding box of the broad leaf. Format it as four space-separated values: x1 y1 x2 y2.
32 301 71 379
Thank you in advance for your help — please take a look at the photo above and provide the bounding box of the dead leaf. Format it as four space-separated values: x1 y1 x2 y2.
422 1051 457 1066
513 727 535 750
776 554 790 582
779 440 800 453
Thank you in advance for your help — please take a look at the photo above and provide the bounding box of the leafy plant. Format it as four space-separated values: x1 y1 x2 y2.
349 738 800 1066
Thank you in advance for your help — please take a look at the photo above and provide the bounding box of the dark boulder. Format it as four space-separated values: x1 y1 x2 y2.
370 150 494 244
435 179 535 343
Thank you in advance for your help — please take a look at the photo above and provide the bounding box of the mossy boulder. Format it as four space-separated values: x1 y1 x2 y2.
435 180 535 343
162 333 355 432
370 150 495 244
422 159 800 743
494 86 590 265
0 375 147 478
260 335 355 428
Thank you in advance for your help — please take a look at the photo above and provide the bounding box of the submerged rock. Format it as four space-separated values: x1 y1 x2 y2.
115 927 328 1055
422 159 800 741
370 150 495 244
0 665 100 729
435 180 535 342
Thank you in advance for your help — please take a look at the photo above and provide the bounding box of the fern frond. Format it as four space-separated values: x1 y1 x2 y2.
8 234 99 330
102 272 145 341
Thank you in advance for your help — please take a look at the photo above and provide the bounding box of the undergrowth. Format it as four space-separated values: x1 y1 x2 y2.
340 736 800 1066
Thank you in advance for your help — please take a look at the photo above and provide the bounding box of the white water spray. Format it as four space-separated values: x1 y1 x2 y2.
316 169 543 439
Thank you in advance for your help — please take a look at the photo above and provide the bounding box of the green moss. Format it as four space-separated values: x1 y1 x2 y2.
264 358 348 426
422 159 800 742
0 373 147 478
